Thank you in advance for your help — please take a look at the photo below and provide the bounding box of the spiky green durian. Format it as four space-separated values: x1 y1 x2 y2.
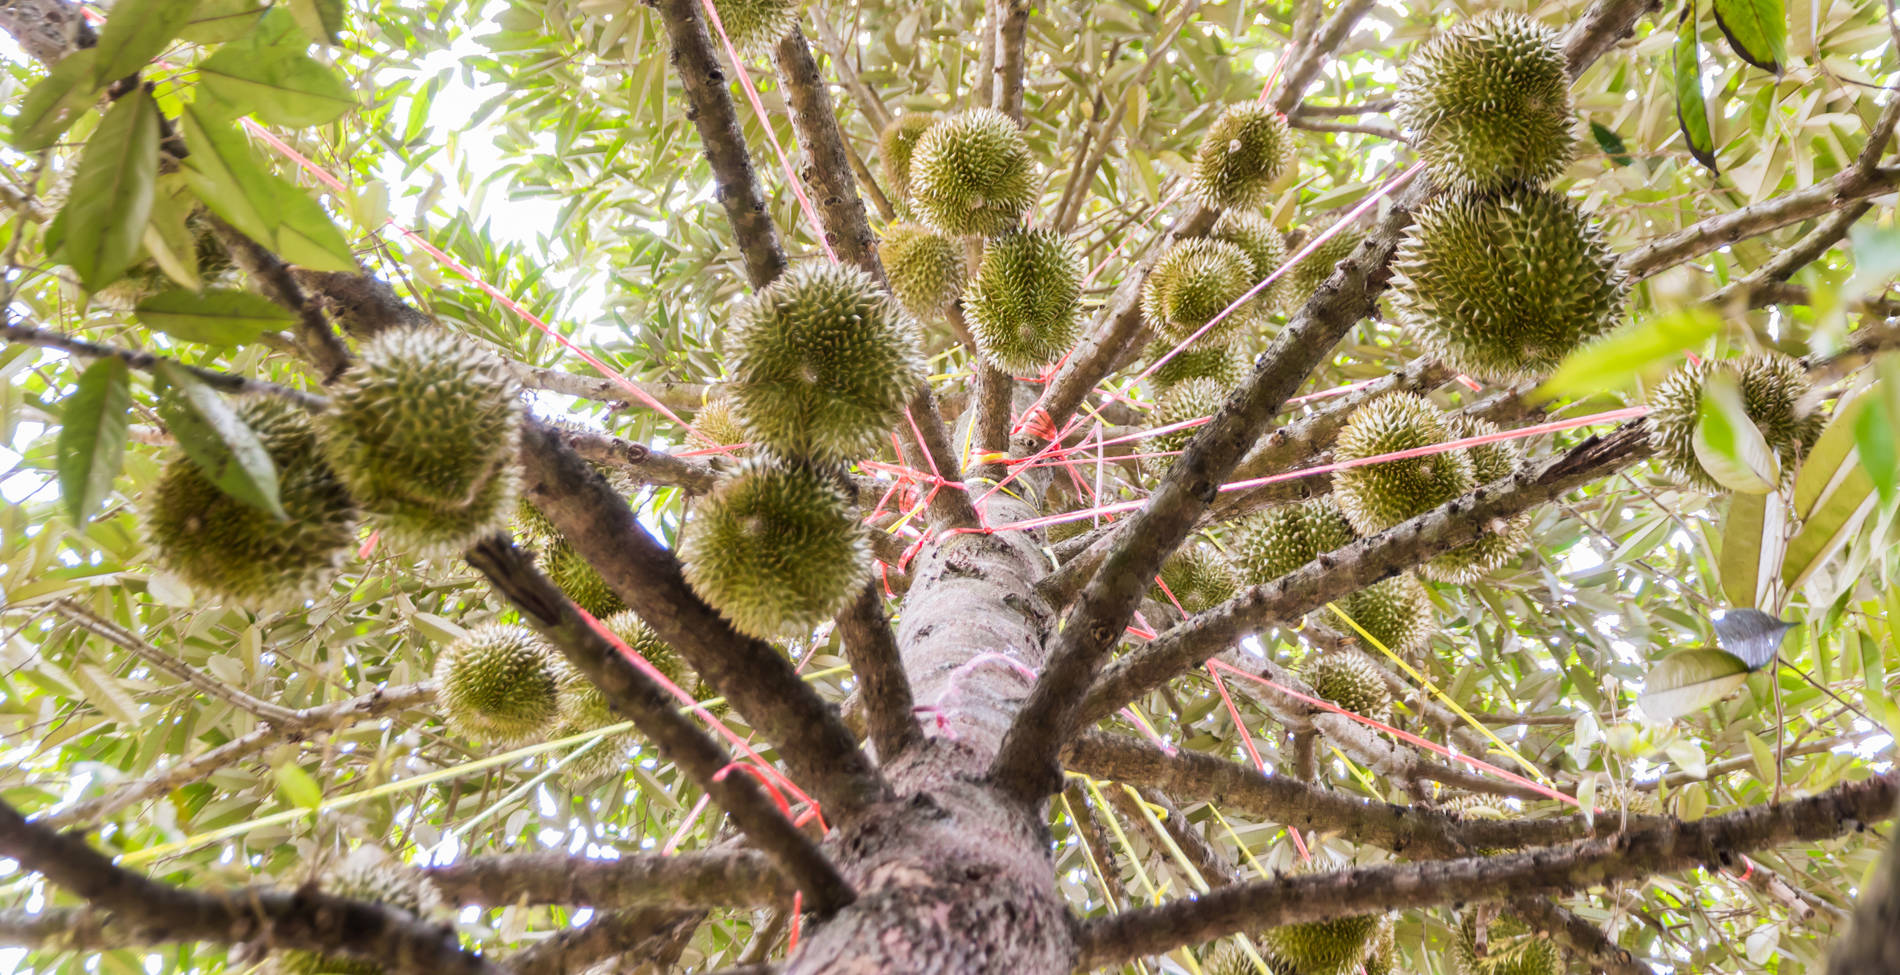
1394 13 1575 193
690 395 751 451
1201 946 1256 975
320 327 523 555
725 263 927 462
1646 353 1822 493
1143 378 1225 474
1231 497 1356 586
277 856 446 975
513 498 559 544
1210 210 1288 309
879 222 966 317
1193 102 1293 210
679 458 871 639
1152 542 1238 613
1332 393 1476 536
966 228 1084 373
1455 913 1561 975
1422 415 1531 583
878 114 937 202
1362 919 1396 975
1259 911 1384 975
1141 238 1261 346
544 538 627 618
145 397 359 609
550 611 689 779
1145 340 1249 392
1335 573 1437 655
1390 185 1625 383
434 624 562 744
1300 651 1392 722
908 108 1038 237
707 0 797 55
1286 223 1362 304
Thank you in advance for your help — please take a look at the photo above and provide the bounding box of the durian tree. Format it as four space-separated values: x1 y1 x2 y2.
14 0 1900 972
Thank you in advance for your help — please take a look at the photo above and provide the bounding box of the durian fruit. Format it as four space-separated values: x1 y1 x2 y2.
707 0 797 55
544 539 627 618
1286 223 1362 305
1210 210 1288 310
1336 572 1438 655
1331 393 1476 537
1192 102 1293 211
965 228 1084 373
1454 912 1561 975
1361 918 1397 975
1394 13 1575 193
1145 340 1249 392
689 394 751 451
1390 185 1625 383
434 624 562 744
878 114 937 202
908 108 1039 237
550 612 688 779
319 327 523 555
513 497 559 543
1258 910 1384 975
275 854 446 975
1422 415 1531 583
1646 352 1822 493
1045 513 1098 546
145 396 359 609
1299 650 1392 722
1142 378 1226 474
679 458 871 639
879 222 966 317
1230 497 1357 585
1141 238 1261 346
1200 945 1256 975
1152 542 1238 613
725 263 927 462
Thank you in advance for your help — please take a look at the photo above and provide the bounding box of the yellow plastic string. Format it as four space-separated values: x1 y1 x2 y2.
1326 744 1379 792
1058 791 1152 975
1121 702 1172 752
1200 805 1277 975
1077 774 1193 975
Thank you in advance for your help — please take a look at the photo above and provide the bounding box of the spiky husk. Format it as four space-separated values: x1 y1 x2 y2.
1192 102 1293 210
513 498 559 544
1300 651 1392 722
1045 513 1099 545
1332 393 1476 535
690 395 751 451
1422 415 1531 582
725 263 927 462
1286 224 1362 304
1455 913 1561 975
1395 13 1574 193
879 222 966 317
320 328 523 555
707 0 797 54
1141 238 1261 345
1362 919 1396 975
1143 378 1226 475
1230 497 1356 586
679 458 871 639
908 108 1038 237
878 114 937 202
434 624 562 744
1210 210 1288 310
146 397 359 609
1145 340 1249 392
1391 186 1626 383
1152 543 1238 613
1646 353 1822 493
545 538 627 618
966 228 1084 372
276 857 446 975
1201 946 1256 975
1336 573 1437 655
1259 911 1383 975
550 611 688 780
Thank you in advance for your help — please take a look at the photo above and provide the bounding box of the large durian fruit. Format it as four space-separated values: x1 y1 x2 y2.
725 263 927 462
273 853 447 975
1335 573 1437 656
907 108 1039 237
877 113 937 202
434 624 563 744
1152 542 1239 614
1258 910 1386 975
1422 415 1531 583
319 327 523 555
145 396 359 609
1645 352 1822 493
1454 912 1562 975
1192 102 1293 210
1299 650 1392 723
879 222 966 318
1141 238 1263 347
1390 186 1625 383
1394 12 1575 193
1331 393 1476 536
965 228 1084 373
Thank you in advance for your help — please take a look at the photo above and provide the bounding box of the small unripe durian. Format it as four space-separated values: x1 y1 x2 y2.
545 538 627 618
552 611 688 779
320 328 523 555
679 458 871 639
1332 393 1476 536
1201 946 1255 975
1455 913 1561 975
908 108 1038 237
966 228 1084 373
1391 186 1625 382
1145 340 1249 392
1337 573 1437 655
1259 911 1383 975
879 222 966 317
434 624 562 743
1192 102 1293 210
145 397 358 608
726 263 927 462
1210 210 1288 309
277 856 446 975
878 114 936 202
1231 497 1356 586
689 395 751 451
1394 13 1575 193
1646 353 1822 493
1300 650 1392 721
1141 238 1261 346
1152 542 1238 613
708 0 797 55
1142 378 1225 474
1286 223 1362 304
1422 415 1531 583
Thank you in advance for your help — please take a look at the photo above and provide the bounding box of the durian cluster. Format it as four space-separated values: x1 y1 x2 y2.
1645 352 1821 493
514 498 625 619
1230 495 1439 654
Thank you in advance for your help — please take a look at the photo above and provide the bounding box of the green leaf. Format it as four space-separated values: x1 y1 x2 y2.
1712 0 1787 73
63 88 162 292
272 762 323 809
179 103 280 245
90 0 199 86
56 358 132 526
74 663 142 726
1783 464 1878 592
287 0 346 44
1793 395 1869 519
12 48 103 151
1679 781 1709 820
1590 121 1633 167
134 289 296 345
1674 4 1720 174
1537 307 1722 401
1692 370 1780 493
179 0 269 44
1638 648 1750 722
1745 731 1777 781
1718 491 1783 609
1854 391 1898 505
141 179 202 290
152 360 283 518
269 183 359 272
199 40 355 127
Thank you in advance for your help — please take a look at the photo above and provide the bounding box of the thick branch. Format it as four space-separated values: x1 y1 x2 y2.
991 0 1029 122
508 361 711 416
1620 165 1900 281
555 423 722 494
1268 0 1377 115
833 583 923 761
206 218 353 381
507 909 697 975
2 320 324 407
426 849 792 909
774 26 880 276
